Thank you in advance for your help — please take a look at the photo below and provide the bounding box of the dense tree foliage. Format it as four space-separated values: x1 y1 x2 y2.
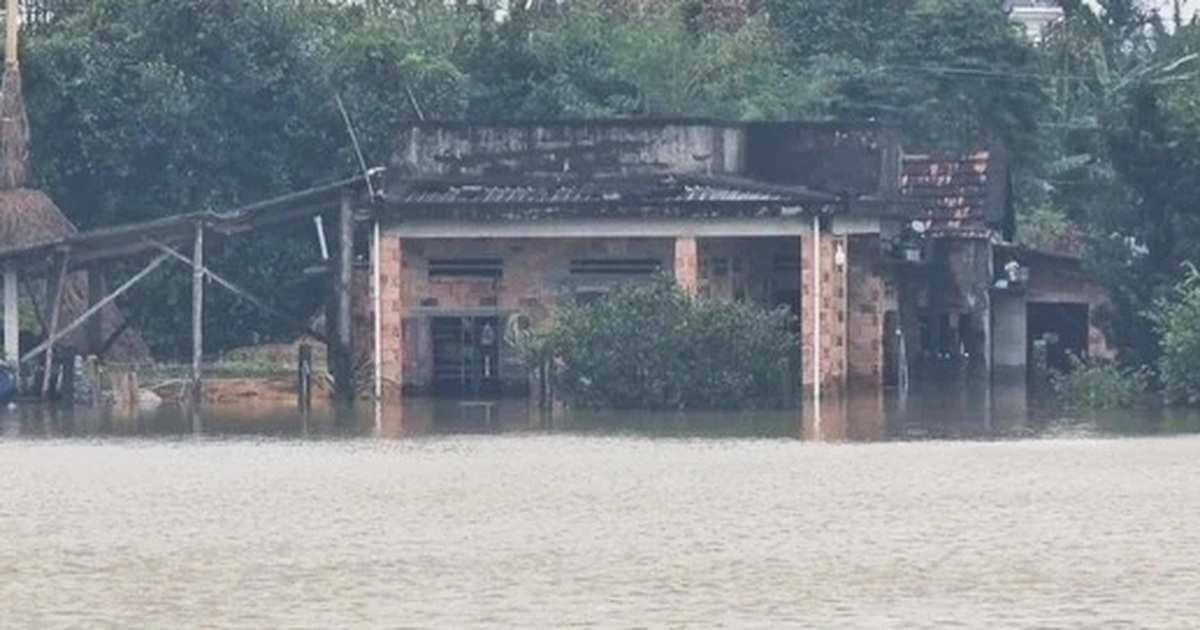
13 0 1200 394
1150 265 1200 406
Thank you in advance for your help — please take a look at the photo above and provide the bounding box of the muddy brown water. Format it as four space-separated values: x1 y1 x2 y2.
3 383 1200 628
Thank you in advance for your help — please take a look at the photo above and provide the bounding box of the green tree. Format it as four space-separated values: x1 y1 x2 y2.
533 277 796 411
1149 264 1200 406
23 0 349 358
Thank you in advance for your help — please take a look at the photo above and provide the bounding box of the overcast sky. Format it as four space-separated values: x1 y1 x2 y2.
1128 0 1200 19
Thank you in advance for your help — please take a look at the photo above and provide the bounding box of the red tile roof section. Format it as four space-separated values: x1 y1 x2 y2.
900 152 993 235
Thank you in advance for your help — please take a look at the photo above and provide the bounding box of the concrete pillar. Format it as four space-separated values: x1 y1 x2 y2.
376 234 404 401
673 236 699 294
800 230 848 392
3 265 17 364
991 291 1027 372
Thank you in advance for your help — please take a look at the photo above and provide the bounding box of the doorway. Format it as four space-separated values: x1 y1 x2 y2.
431 316 501 398
1027 302 1088 372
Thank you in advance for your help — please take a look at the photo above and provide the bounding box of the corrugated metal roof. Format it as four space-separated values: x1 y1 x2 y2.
389 175 818 207
391 180 787 205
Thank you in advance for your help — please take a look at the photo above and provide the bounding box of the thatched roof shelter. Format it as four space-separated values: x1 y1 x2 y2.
0 188 151 361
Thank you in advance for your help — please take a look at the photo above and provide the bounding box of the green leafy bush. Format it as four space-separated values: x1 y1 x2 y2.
528 277 796 411
1051 354 1149 410
1149 264 1200 406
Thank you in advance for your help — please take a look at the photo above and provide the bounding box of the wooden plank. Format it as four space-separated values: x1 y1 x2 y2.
41 251 70 399
190 223 204 408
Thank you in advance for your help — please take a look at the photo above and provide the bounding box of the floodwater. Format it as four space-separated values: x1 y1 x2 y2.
3 381 1200 628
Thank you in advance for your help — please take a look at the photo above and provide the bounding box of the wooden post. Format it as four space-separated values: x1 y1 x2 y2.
332 191 355 401
41 251 69 399
3 264 17 364
190 223 204 408
86 267 103 356
297 343 312 412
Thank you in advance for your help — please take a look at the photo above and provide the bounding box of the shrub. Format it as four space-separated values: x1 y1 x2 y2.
1050 353 1149 410
527 276 797 411
1149 264 1200 406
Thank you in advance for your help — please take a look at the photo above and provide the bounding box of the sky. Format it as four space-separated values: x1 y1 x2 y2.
1128 0 1200 20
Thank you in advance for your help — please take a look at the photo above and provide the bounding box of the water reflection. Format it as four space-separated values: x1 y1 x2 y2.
2 372 1199 442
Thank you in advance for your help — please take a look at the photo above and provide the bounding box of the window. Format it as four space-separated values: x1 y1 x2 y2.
569 258 662 276
428 258 503 278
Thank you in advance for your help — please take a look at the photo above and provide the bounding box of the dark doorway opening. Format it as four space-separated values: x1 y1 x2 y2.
431 316 501 399
1027 302 1088 372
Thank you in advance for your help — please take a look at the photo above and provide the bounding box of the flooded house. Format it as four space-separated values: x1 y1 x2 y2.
342 119 1108 402
896 151 1111 382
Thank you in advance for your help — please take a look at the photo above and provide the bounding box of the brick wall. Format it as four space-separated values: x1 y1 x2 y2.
353 235 404 400
394 236 674 391
674 237 698 293
846 235 885 386
359 231 890 398
800 232 848 391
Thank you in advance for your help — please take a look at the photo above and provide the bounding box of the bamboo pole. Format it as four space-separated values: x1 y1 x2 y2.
811 213 821 433
3 265 16 363
22 253 170 364
41 250 68 399
190 223 204 409
5 0 18 66
148 239 329 343
372 221 381 401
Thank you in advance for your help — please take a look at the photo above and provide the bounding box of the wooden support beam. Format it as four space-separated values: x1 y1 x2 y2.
190 223 204 409
332 191 355 402
3 265 17 364
21 253 170 364
86 267 103 356
41 251 70 399
147 240 329 344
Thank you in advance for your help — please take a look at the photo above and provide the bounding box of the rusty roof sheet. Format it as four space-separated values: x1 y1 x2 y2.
900 152 992 232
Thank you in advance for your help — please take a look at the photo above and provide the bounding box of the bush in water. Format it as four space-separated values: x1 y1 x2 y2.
1051 353 1149 410
1150 264 1200 406
528 276 797 411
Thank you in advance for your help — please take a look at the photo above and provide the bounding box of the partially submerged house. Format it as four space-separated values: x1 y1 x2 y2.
899 151 1111 378
0 118 1110 406
354 119 1113 401
352 120 904 399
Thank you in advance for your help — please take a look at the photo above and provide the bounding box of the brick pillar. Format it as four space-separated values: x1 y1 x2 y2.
846 235 885 388
674 236 699 294
799 231 848 392
350 267 373 396
377 235 404 401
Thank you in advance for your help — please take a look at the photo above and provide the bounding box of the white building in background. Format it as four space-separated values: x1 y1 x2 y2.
1005 0 1065 42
